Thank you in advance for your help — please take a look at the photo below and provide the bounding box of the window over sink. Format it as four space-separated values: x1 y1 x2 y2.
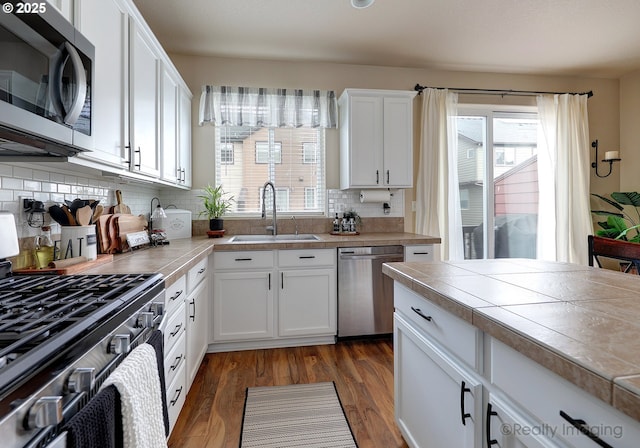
200 85 337 216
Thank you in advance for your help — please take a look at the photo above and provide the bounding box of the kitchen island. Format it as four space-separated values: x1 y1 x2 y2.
383 258 640 447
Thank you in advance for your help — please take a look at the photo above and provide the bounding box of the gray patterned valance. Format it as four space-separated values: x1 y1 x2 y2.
199 85 337 128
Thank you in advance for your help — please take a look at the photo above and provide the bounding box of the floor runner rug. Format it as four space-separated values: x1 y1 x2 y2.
240 382 358 448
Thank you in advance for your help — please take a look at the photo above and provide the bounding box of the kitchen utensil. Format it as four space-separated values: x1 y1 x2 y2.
76 205 93 226
48 205 70 226
92 204 104 223
96 214 113 254
61 205 77 226
113 190 131 214
60 225 98 260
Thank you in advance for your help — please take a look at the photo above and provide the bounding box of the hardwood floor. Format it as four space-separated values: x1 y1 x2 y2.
168 338 409 448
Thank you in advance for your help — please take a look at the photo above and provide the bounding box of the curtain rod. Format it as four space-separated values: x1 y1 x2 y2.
414 84 593 98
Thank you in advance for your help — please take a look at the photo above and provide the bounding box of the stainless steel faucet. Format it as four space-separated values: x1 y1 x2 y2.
261 181 277 235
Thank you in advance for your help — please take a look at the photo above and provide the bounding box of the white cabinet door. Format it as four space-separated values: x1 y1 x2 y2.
76 0 129 168
177 85 192 187
185 279 208 385
382 96 413 187
129 18 160 177
278 268 336 337
345 95 383 187
403 244 435 262
161 67 178 183
212 271 274 341
394 314 482 448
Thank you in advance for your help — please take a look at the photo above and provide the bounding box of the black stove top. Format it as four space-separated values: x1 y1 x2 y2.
0 272 164 401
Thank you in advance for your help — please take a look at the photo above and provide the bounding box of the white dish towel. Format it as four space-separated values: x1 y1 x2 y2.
102 343 168 448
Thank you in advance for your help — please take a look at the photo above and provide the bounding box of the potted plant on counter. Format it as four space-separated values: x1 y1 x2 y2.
198 184 234 234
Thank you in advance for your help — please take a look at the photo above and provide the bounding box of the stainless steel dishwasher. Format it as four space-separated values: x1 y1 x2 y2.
337 246 404 338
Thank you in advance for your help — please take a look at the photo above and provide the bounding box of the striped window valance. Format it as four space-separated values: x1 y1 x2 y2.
199 85 338 128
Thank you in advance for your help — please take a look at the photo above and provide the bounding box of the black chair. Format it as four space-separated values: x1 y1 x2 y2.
588 235 640 274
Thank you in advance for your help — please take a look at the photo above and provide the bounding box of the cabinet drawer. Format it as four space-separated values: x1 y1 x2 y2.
491 338 640 448
187 256 208 293
394 282 480 370
165 275 186 317
404 244 434 262
166 361 186 434
164 331 186 388
213 250 274 270
163 302 186 354
278 249 335 268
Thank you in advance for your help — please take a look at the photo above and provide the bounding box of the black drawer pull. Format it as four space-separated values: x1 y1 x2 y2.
169 290 183 301
559 411 613 448
460 381 471 426
411 306 432 322
486 403 498 446
198 267 206 274
413 252 430 255
299 255 316 259
170 386 183 406
235 258 253 261
170 323 182 337
170 354 183 371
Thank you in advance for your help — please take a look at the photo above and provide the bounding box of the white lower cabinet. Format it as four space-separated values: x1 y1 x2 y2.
212 249 336 349
394 314 482 448
212 270 274 341
185 257 209 385
394 281 640 448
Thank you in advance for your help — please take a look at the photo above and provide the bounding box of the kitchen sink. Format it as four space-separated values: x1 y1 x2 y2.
228 234 321 243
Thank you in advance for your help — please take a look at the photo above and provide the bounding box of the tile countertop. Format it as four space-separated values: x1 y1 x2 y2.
382 258 640 423
81 232 440 286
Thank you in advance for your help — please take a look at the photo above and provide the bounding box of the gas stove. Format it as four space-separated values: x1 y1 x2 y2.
0 211 165 447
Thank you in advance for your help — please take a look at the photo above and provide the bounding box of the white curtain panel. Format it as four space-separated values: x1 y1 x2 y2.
416 88 463 261
199 85 338 128
536 94 593 264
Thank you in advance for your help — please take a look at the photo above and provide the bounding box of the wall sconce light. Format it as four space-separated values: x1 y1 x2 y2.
149 197 166 231
591 139 621 178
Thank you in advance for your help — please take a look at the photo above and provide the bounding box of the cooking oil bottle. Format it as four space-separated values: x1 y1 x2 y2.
34 226 54 269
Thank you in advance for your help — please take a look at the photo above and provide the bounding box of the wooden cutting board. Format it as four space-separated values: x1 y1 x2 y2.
112 190 131 214
14 254 114 275
96 213 113 254
113 214 148 252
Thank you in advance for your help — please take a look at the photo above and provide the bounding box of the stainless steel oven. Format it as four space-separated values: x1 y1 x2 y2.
0 1 93 158
0 212 165 447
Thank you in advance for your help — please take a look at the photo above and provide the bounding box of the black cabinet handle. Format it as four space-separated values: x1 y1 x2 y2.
460 381 471 426
198 267 206 274
134 147 141 169
235 258 253 261
486 403 498 446
559 411 613 448
413 252 430 255
386 169 390 184
376 170 379 184
299 255 316 259
268 273 271 290
170 290 183 301
170 354 183 371
170 386 183 406
170 323 182 337
281 272 284 289
411 306 432 322
189 299 195 321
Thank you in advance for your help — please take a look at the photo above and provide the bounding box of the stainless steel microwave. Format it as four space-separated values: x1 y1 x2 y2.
0 1 94 159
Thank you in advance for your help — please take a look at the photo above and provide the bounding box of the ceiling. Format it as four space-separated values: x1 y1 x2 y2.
132 0 640 78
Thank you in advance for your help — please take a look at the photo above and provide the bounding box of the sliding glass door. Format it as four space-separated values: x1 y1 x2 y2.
457 108 539 259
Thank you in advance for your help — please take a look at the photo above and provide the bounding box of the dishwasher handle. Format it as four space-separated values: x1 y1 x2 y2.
339 253 404 262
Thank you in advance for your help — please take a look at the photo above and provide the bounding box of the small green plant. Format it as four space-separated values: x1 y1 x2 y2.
198 184 234 219
591 192 640 242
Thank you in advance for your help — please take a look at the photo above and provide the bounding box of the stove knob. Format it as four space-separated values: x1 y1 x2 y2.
137 311 154 328
26 396 62 429
151 301 164 317
66 367 95 394
109 334 131 354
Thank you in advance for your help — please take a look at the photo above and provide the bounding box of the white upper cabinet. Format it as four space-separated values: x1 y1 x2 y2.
74 0 192 185
76 0 130 168
46 0 74 23
339 89 416 189
129 18 161 177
